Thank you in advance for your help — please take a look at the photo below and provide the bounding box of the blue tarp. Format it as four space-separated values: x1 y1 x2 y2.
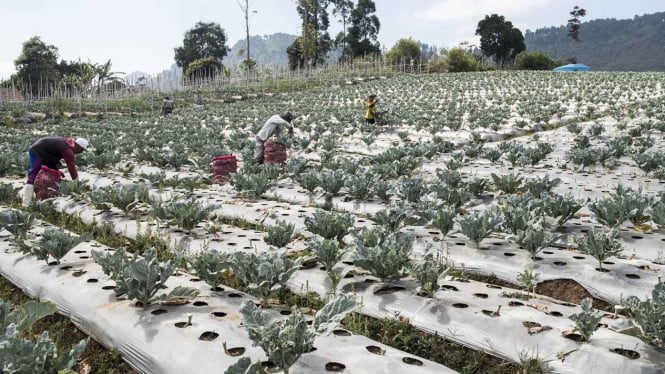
553 63 591 72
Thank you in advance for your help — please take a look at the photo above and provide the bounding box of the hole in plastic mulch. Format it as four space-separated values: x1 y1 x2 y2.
508 301 524 307
212 311 227 317
553 262 567 266
193 301 208 307
174 322 190 328
48 261 59 266
550 311 563 317
595 268 611 273
151 309 168 315
486 284 502 289
211 286 224 292
72 270 87 277
603 261 615 265
79 256 90 259
625 274 641 279
228 293 243 298
59 266 73 271
542 251 554 254
199 331 219 341
522 321 540 328
332 329 352 336
631 235 643 240
441 285 459 291
452 303 468 308
610 348 640 359
280 310 292 316
572 256 586 260
86 278 98 283
74 250 86 254
102 285 116 290
563 332 585 342
474 293 489 299
189 278 201 282
402 357 424 366
503 252 516 257
325 362 346 372
374 285 406 295
366 345 385 355
226 347 246 357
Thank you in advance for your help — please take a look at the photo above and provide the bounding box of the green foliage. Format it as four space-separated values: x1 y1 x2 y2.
174 22 229 73
624 283 665 345
0 210 34 238
408 252 448 298
475 14 525 65
58 179 89 198
385 38 421 65
542 193 585 227
431 205 457 238
0 298 87 374
109 248 199 306
36 228 92 264
466 177 489 196
457 207 503 249
0 183 20 205
373 202 408 232
230 166 278 198
14 36 60 96
524 174 560 198
632 151 665 175
294 171 319 193
304 210 354 241
446 48 481 72
87 185 150 212
310 236 346 295
515 51 561 70
569 298 602 342
500 198 541 236
318 169 347 195
264 220 295 248
151 199 217 231
491 172 524 194
236 295 356 374
186 250 233 290
566 123 583 134
352 232 413 282
396 177 428 204
231 251 304 306
589 184 653 227
576 228 623 269
511 224 559 260
516 267 540 297
566 147 597 171
481 147 504 163
346 0 381 59
92 248 131 281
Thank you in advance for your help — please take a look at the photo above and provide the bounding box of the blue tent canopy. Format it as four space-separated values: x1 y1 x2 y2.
553 63 591 72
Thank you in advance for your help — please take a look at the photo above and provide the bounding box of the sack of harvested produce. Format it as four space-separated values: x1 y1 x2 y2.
264 141 287 165
34 166 65 200
212 155 237 184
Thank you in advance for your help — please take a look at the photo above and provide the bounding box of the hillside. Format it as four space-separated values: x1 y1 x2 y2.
525 12 665 71
223 33 298 68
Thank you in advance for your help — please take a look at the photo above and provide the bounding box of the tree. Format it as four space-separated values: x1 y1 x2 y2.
14 36 60 96
174 22 229 73
330 0 354 62
94 59 124 94
385 38 421 67
515 51 563 70
287 0 332 70
568 6 587 41
346 0 381 58
446 48 480 72
237 0 258 72
475 14 525 67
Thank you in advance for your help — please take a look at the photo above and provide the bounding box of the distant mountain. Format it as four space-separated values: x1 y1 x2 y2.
525 12 665 71
124 64 183 90
224 33 298 68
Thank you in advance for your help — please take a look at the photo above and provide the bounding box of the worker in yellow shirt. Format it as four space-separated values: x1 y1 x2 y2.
364 94 378 124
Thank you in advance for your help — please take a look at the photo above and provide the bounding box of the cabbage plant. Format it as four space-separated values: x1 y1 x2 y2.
569 298 602 342
35 228 92 264
511 224 560 260
576 228 623 270
457 207 503 249
264 220 295 248
304 210 354 241
227 295 356 374
352 232 413 282
186 250 233 290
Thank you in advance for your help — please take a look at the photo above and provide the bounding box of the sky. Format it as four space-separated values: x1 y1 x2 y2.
0 0 662 79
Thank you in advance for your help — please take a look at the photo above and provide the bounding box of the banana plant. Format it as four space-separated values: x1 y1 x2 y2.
457 207 503 249
35 228 92 264
576 228 623 270
264 220 296 248
569 298 603 342
228 295 356 374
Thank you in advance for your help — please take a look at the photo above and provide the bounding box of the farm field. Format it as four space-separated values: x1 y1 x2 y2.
1 70 665 373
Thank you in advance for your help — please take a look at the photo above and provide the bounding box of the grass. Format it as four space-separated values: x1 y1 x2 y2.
0 276 137 374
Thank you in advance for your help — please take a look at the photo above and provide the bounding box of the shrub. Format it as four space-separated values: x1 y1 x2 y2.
515 51 560 70
264 220 296 248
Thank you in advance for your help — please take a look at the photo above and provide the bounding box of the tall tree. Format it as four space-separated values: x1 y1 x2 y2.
174 22 229 73
330 0 354 62
346 0 381 59
14 36 60 96
237 0 257 72
475 14 525 67
287 0 332 70
385 38 421 66
94 59 124 93
567 6 587 42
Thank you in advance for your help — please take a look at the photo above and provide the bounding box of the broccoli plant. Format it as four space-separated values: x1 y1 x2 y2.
623 283 665 346
0 183 20 205
230 166 278 198
632 151 665 176
304 210 354 241
589 184 652 227
231 251 305 307
466 177 489 196
500 201 541 236
491 173 524 194
436 169 463 188
457 207 503 249
0 298 88 373
151 199 217 232
542 193 585 228
516 267 540 298
396 177 429 204
588 198 634 228
317 169 347 196
352 232 413 282
588 123 604 137
186 250 233 290
565 148 598 171
431 205 457 239
372 179 392 201
58 179 89 198
569 298 603 342
228 295 356 374
35 228 92 264
482 147 504 163
345 170 376 201
524 174 561 198
576 228 623 270
373 202 409 232
92 248 131 280
285 157 309 177
110 248 200 306
511 224 560 260
408 251 449 298
294 172 319 194
0 209 34 238
264 220 296 248
309 237 347 295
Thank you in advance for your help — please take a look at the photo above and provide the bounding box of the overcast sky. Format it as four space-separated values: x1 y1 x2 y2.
0 0 662 79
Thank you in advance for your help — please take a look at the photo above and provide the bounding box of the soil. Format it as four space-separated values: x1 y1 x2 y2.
536 279 613 311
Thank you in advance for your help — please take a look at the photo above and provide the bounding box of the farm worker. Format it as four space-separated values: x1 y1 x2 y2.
254 112 294 164
364 94 378 124
22 137 89 205
162 96 174 115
